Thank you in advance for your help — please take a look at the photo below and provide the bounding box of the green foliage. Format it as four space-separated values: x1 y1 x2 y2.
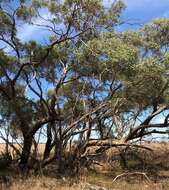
142 19 169 54
75 32 138 81
0 11 13 35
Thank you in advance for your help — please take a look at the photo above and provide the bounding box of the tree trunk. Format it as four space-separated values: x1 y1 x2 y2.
43 125 52 160
119 150 128 170
55 141 64 173
19 135 33 173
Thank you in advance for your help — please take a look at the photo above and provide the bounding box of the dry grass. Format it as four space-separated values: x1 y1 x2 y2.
1 142 169 189
0 143 46 153
0 143 48 160
0 141 169 158
1 176 169 190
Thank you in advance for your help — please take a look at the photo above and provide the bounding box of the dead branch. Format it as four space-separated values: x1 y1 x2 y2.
112 172 151 183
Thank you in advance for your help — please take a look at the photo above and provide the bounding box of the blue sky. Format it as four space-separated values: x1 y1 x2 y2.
17 0 169 42
123 0 169 21
120 0 169 30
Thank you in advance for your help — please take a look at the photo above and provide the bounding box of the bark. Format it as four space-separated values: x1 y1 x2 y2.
119 151 128 169
43 125 52 160
55 141 64 173
19 134 33 173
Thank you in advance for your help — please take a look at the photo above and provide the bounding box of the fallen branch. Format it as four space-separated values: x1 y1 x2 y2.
112 172 151 183
85 139 153 151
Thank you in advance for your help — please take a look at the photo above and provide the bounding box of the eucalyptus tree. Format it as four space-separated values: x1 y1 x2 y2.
1 0 169 174
81 19 169 148
0 0 126 171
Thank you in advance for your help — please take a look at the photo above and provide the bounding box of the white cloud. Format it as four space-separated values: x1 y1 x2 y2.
17 10 54 42
18 24 38 42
